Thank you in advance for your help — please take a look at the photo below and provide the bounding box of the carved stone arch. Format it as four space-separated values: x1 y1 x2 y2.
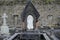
27 15 34 29
21 1 40 30
25 14 36 30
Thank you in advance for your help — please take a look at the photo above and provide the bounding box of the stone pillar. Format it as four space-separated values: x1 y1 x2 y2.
22 22 25 30
47 15 53 28
36 21 40 29
13 14 18 28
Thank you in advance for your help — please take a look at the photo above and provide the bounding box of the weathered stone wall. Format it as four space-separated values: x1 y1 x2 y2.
0 1 60 29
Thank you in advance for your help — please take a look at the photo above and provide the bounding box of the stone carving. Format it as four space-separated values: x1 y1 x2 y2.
1 13 10 35
27 15 34 30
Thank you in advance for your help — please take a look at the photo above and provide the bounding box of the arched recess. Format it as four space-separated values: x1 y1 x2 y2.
21 1 40 30
27 15 34 30
24 14 36 30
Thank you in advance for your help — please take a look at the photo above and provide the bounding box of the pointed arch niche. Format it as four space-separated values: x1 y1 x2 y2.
27 15 34 30
21 1 40 30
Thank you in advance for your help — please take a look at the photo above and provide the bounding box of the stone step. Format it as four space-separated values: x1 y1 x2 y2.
8 32 51 40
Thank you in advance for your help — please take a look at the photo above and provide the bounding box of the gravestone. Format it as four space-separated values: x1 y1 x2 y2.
1 13 10 35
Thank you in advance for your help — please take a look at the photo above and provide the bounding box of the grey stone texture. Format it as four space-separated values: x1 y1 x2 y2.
0 0 60 29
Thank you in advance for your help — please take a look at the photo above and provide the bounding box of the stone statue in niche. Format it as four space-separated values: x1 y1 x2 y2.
21 1 40 30
27 15 34 30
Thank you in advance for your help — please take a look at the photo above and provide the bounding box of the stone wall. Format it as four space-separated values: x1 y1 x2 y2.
0 1 60 29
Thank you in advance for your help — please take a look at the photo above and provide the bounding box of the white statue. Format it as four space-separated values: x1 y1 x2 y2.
1 13 10 35
27 15 34 30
